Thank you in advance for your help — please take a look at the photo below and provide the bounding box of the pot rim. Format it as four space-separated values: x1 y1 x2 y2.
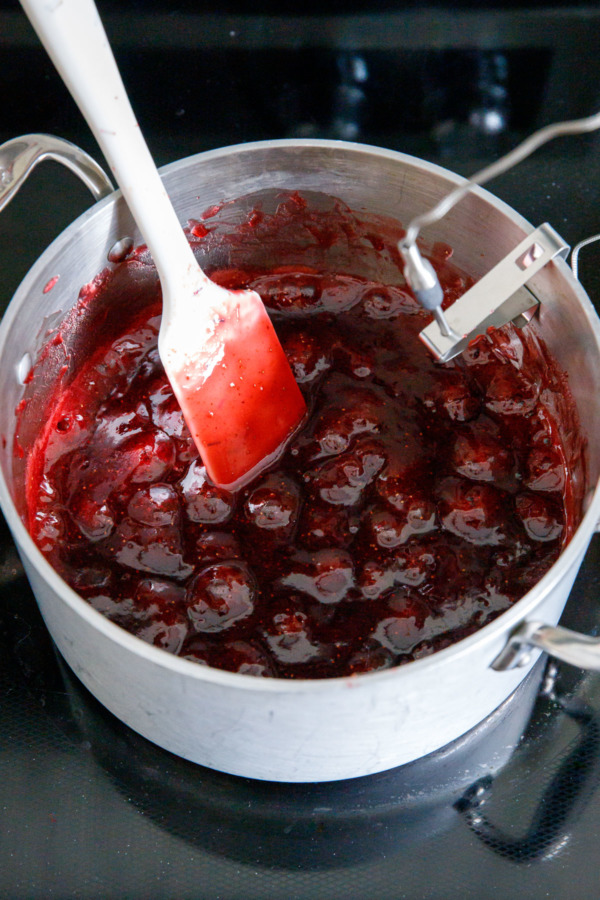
2 137 600 693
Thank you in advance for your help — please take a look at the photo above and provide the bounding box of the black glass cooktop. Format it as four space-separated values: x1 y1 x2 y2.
2 3 600 897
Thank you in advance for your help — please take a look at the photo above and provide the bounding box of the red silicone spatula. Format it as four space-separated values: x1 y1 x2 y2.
20 0 306 491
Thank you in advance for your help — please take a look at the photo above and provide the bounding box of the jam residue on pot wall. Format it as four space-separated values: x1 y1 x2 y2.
20 191 586 679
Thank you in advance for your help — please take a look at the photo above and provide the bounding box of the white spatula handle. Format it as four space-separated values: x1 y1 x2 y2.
19 0 205 312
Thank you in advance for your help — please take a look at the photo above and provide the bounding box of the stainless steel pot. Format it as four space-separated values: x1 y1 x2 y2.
1 135 600 783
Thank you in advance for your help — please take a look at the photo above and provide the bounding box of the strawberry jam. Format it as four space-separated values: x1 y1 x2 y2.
21 191 585 679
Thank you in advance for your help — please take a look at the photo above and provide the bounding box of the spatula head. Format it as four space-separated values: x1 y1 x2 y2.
159 285 306 491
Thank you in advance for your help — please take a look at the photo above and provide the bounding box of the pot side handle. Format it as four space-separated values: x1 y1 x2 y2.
0 134 114 212
492 620 600 672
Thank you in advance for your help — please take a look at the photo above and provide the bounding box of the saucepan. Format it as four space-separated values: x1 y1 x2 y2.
1 136 600 782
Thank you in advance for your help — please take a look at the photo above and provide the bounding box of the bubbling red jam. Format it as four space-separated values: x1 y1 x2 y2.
22 192 585 679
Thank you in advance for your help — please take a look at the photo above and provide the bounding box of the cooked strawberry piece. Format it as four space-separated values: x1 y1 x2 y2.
186 561 256 633
180 461 234 525
484 367 540 417
309 438 387 507
71 496 115 541
450 420 517 489
264 608 327 666
219 640 275 677
371 594 431 655
297 502 356 550
515 492 564 542
278 548 355 604
281 330 331 384
104 518 192 579
244 473 301 537
423 369 480 423
437 477 509 546
525 447 566 492
127 484 180 527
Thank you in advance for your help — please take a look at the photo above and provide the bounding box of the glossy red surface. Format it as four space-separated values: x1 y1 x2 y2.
22 194 583 679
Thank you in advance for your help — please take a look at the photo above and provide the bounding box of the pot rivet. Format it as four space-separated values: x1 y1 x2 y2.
16 352 32 385
107 236 134 263
516 651 532 668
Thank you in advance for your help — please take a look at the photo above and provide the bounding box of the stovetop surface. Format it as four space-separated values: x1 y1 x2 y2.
2 4 600 897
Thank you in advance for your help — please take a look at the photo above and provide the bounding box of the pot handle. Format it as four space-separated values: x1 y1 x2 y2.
492 620 600 671
0 133 114 213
